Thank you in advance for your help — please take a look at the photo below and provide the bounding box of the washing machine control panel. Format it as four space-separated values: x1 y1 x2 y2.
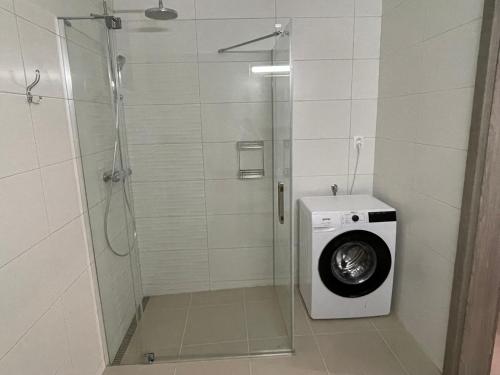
342 212 368 225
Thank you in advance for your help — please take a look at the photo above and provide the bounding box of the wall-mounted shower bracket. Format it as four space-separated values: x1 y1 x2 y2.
26 69 42 104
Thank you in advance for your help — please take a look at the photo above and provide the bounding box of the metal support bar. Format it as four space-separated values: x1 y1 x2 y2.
218 31 282 54
57 14 122 29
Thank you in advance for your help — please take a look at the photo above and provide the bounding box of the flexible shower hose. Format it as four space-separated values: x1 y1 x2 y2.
103 93 137 257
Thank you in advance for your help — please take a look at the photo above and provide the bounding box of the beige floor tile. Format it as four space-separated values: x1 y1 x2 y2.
176 359 251 375
309 316 375 335
146 293 191 310
380 329 441 375
246 299 288 339
191 288 244 306
104 363 175 375
251 336 327 375
134 307 187 352
371 314 405 331
250 336 291 353
180 340 249 359
294 296 313 336
316 332 406 375
183 304 246 345
245 286 276 301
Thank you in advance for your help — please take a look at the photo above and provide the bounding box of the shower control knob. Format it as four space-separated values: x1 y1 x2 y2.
352 215 359 222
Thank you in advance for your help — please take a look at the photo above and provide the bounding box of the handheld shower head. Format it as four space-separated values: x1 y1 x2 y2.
145 0 178 20
116 55 126 73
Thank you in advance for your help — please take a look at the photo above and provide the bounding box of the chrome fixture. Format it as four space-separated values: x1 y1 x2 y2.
144 352 156 364
103 168 132 183
237 141 265 179
26 69 42 104
218 30 282 54
331 184 338 196
145 0 178 20
58 14 122 29
116 55 126 85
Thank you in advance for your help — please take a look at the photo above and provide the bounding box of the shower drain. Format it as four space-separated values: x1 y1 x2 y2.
144 352 156 364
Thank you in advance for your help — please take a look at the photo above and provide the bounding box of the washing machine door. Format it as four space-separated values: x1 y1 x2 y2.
318 230 392 298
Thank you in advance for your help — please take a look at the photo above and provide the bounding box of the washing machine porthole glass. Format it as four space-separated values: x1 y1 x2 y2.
331 241 378 285
319 230 392 298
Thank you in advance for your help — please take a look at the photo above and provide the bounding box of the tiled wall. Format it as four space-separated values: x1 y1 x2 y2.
0 0 106 374
114 0 381 295
374 0 484 369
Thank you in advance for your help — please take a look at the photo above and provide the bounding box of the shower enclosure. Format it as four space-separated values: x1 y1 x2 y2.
59 4 293 365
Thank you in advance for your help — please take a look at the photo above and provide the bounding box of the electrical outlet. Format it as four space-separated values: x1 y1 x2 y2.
353 136 364 147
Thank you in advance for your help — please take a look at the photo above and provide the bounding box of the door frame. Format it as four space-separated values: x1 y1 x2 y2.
444 0 500 373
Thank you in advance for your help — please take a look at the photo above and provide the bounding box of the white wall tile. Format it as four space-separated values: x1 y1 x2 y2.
136 216 207 251
416 88 473 150
0 217 88 359
0 8 26 93
123 63 199 105
351 99 378 137
294 60 353 100
356 0 382 16
0 301 70 375
349 137 375 174
376 95 419 141
420 20 481 92
197 19 276 62
140 250 209 295
348 174 374 195
354 17 381 59
292 18 354 60
117 20 197 63
0 170 49 267
195 0 275 19
125 104 201 144
201 102 272 142
413 144 467 209
132 180 206 217
0 93 38 178
128 143 204 181
422 0 484 39
61 270 104 375
293 100 351 140
41 160 82 230
352 59 380 99
209 247 273 282
17 19 66 98
31 97 74 166
293 139 349 176
0 0 13 11
205 179 272 215
207 213 273 249
199 61 272 103
276 0 354 17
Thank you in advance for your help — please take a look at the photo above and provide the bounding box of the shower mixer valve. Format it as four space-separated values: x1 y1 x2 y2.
103 168 132 183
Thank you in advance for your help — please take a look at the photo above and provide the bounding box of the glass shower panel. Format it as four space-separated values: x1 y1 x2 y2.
61 19 142 364
272 22 294 351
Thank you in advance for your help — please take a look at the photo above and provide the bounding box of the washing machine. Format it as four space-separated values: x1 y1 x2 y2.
299 195 396 319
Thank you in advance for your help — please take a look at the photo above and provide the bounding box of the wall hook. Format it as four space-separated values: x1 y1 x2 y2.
26 69 42 104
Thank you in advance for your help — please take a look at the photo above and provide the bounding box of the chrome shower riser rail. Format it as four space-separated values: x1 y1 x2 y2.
57 14 122 29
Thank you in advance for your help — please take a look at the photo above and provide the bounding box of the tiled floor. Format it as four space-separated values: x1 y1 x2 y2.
107 287 442 375
120 286 290 364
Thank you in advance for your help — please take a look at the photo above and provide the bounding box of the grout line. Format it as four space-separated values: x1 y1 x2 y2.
243 288 251 354
178 292 193 358
375 329 411 375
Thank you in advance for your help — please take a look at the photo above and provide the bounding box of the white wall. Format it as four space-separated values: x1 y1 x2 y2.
114 0 381 296
374 0 484 369
0 1 106 374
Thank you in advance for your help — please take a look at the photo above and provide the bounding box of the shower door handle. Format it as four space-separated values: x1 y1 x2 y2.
278 182 284 224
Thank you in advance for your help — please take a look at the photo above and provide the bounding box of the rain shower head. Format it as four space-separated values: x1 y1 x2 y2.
145 0 178 20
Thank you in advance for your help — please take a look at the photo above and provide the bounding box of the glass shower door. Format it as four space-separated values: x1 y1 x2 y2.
272 21 294 349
